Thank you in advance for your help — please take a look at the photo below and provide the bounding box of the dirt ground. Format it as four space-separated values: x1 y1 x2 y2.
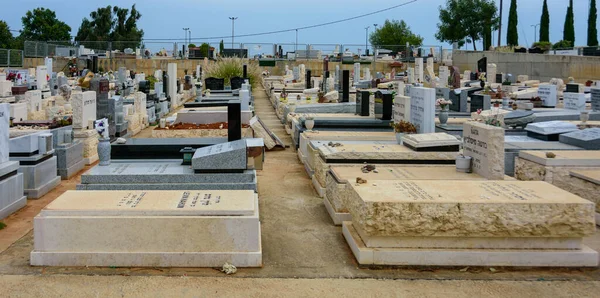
0 85 599 297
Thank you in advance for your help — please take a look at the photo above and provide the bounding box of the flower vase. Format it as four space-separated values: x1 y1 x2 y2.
395 133 404 145
305 119 315 131
456 155 472 173
480 80 485 88
580 111 590 124
439 106 449 125
97 138 111 166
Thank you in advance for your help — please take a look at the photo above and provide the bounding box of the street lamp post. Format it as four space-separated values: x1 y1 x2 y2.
182 28 189 58
531 23 540 43
364 26 370 56
373 24 378 75
229 17 238 49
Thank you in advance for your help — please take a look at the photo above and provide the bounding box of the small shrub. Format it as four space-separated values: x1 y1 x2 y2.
552 40 573 50
0 222 6 230
204 57 261 87
532 41 552 51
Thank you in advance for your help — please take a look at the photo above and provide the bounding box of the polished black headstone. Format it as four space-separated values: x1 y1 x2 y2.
205 77 225 90
92 56 98 73
162 71 169 99
227 100 242 142
243 65 247 79
356 91 370 116
138 81 150 94
324 71 330 79
496 74 503 83
375 90 393 120
342 70 350 102
566 83 580 93
230 77 245 90
306 70 312 89
477 57 487 73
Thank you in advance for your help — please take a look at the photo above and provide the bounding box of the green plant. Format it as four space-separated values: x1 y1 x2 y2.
589 0 598 46
552 40 573 49
390 120 417 133
563 0 575 46
0 222 6 230
502 80 512 86
540 0 550 42
188 43 197 48
204 57 261 86
532 41 552 51
507 0 519 46
146 74 158 89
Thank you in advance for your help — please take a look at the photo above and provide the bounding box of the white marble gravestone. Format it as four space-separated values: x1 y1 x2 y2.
409 87 435 133
364 68 371 82
36 66 48 91
564 92 587 111
353 63 361 84
463 121 505 180
72 91 97 129
0 103 9 163
407 68 415 84
414 58 424 83
438 66 449 88
537 83 558 107
167 63 178 106
592 88 600 111
487 64 497 84
25 90 42 113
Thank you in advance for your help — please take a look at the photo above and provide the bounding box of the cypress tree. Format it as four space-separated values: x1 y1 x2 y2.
540 0 550 42
507 0 519 46
589 0 598 46
563 0 575 45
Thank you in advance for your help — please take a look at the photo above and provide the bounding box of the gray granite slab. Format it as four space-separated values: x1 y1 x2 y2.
56 141 83 169
192 140 247 172
57 158 85 180
525 121 579 135
0 173 26 220
0 103 9 163
559 128 600 150
81 160 256 184
76 182 256 191
0 161 19 177
283 103 357 124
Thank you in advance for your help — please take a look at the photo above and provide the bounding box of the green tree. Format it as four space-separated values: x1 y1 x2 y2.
506 0 519 46
75 5 144 51
219 39 225 54
0 21 14 49
20 8 71 42
370 19 423 53
540 0 550 42
589 0 598 46
563 0 575 45
436 0 499 51
199 43 210 57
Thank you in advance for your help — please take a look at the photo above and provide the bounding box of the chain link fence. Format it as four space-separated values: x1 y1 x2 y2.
0 49 24 67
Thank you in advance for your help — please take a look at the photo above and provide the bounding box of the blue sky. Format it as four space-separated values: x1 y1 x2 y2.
1 0 596 52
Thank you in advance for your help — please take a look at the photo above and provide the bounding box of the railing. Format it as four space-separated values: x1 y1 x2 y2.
0 49 24 67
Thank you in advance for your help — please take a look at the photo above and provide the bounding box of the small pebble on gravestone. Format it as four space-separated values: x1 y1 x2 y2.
546 152 556 158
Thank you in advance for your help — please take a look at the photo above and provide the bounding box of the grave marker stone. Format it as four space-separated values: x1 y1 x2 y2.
36 65 48 91
353 63 361 84
435 87 450 100
0 103 8 163
393 95 411 122
486 63 496 83
463 121 505 180
227 100 242 141
470 94 491 112
167 63 177 105
409 87 435 133
526 121 579 141
438 66 449 88
537 83 558 107
407 68 415 84
414 58 424 83
564 92 587 111
449 89 467 112
342 70 350 102
204 78 225 91
230 77 244 90
72 91 97 129
559 128 600 150
192 140 247 173
356 91 370 116
592 88 600 111
477 57 487 73
25 90 42 113
566 83 580 93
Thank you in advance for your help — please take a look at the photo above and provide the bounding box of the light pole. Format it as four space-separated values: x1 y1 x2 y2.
531 23 540 43
498 0 503 47
364 26 370 57
182 28 189 58
373 24 378 74
229 17 238 49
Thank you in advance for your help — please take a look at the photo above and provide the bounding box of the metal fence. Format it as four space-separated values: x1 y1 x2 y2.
0 49 24 67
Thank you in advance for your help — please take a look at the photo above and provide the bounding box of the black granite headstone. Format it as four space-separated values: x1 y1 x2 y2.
592 88 600 111
243 65 247 79
162 71 169 99
227 100 242 142
205 77 225 90
566 83 580 93
470 72 478 81
477 57 487 73
138 81 150 94
324 71 330 79
230 77 245 90
92 56 98 73
496 74 503 84
449 90 467 112
470 94 491 112
306 70 312 89
375 90 393 120
86 59 92 72
356 91 370 116
342 70 350 102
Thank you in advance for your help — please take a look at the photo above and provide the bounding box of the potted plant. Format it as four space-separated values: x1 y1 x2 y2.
390 120 417 145
478 73 486 88
304 116 315 131
280 88 288 102
95 118 111 166
435 98 453 125
318 91 326 103
456 153 472 173
530 96 543 108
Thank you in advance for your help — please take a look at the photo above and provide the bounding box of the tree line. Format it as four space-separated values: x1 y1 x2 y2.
0 5 144 51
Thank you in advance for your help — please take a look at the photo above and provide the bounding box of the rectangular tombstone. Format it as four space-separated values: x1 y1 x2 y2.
470 94 491 112
227 100 242 141
438 66 449 88
449 89 467 112
564 92 587 111
402 133 461 152
393 95 411 123
463 121 505 180
355 91 370 116
0 103 9 163
72 91 96 129
414 58 424 83
537 84 558 107
435 87 450 100
409 87 435 133
592 88 600 111
192 139 247 173
25 90 42 113
559 128 600 150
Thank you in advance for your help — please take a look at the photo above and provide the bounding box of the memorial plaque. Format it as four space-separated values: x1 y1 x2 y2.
205 77 225 91
230 77 244 90
409 87 436 133
191 139 247 172
559 128 600 150
463 121 505 180
592 88 600 111
566 83 580 93
470 94 491 112
393 95 411 122
402 132 461 152
537 84 557 107
564 92 587 111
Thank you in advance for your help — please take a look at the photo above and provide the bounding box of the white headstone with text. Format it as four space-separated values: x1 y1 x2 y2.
463 121 505 180
414 58 424 83
564 92 587 111
393 95 411 123
438 66 449 88
537 83 557 107
72 91 97 129
409 87 435 133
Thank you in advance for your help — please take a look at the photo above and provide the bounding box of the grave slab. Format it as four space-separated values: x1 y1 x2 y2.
31 190 261 267
559 128 600 150
518 150 600 166
402 133 461 152
191 140 248 173
525 121 579 141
